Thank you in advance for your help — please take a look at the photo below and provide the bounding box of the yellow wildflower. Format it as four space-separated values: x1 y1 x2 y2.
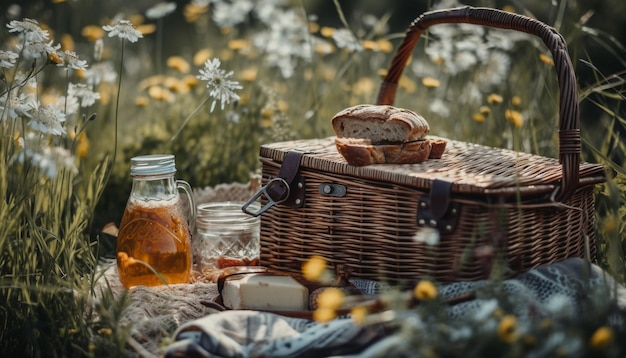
228 39 249 51
539 53 554 66
351 77 375 96
316 287 345 310
135 96 149 107
590 326 613 349
182 74 199 89
362 40 378 51
511 96 522 106
472 113 486 123
479 106 491 115
399 76 416 94
61 33 74 51
497 315 518 343
505 109 524 128
193 48 213 66
314 41 335 55
421 77 441 88
129 14 145 26
414 280 438 300
167 56 191 73
184 3 208 23
81 25 104 41
487 93 503 104
98 328 112 336
309 22 320 33
139 75 165 90
502 5 516 13
240 67 258 82
219 48 233 61
320 26 335 38
277 100 289 113
48 51 63 65
302 255 327 281
376 39 394 53
76 132 89 159
136 23 156 36
313 307 336 323
350 306 368 325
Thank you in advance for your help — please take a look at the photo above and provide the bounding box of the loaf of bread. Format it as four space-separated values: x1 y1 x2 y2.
335 137 432 166
331 104 446 166
331 105 430 143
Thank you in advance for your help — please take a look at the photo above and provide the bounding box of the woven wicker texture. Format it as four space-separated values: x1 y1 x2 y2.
257 7 606 284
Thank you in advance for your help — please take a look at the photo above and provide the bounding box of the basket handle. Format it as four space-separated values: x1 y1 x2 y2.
376 6 580 202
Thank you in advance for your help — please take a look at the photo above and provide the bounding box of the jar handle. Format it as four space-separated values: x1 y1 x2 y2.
177 179 196 233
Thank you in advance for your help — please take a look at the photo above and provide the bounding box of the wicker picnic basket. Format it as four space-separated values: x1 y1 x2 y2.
245 7 607 284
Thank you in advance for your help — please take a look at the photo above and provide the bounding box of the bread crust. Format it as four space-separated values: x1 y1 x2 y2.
331 105 430 143
335 137 432 166
428 138 447 159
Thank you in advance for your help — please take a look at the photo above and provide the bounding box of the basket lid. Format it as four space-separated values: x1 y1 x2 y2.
260 136 606 198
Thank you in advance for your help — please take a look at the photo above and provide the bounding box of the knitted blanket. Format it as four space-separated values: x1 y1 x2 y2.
95 259 626 357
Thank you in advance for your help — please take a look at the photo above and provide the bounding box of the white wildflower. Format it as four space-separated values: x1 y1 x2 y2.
28 104 66 135
332 28 363 52
429 98 450 118
94 39 104 62
7 18 49 42
103 20 143 43
56 50 88 70
478 51 511 89
146 2 177 19
197 58 242 112
57 95 79 117
212 0 254 28
473 299 499 321
18 40 60 59
412 227 440 246
0 50 19 68
0 91 36 120
83 61 117 86
22 145 78 178
254 0 287 24
68 83 100 107
252 8 312 78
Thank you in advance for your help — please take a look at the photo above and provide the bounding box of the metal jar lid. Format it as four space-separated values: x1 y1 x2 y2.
130 154 176 176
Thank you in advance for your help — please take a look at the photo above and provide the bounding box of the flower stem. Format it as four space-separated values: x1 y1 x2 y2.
167 94 211 145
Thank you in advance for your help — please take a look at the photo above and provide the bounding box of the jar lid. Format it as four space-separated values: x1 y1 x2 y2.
130 154 176 176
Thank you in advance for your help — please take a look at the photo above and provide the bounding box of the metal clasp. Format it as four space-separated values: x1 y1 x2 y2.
242 178 290 217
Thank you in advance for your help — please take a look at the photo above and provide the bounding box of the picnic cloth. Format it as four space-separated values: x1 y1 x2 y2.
163 258 626 357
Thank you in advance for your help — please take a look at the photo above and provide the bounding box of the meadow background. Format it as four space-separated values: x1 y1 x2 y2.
0 0 625 356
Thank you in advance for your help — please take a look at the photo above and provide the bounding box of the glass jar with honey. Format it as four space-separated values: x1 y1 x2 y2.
116 154 195 289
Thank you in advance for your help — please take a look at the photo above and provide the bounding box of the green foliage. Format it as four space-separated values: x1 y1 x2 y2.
0 0 625 355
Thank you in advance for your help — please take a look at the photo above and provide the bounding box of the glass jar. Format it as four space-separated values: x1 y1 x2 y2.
116 154 195 289
193 202 260 271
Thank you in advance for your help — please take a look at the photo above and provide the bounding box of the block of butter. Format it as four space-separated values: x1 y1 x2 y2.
222 274 309 311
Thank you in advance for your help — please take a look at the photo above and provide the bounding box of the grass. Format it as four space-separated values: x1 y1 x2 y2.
0 0 625 356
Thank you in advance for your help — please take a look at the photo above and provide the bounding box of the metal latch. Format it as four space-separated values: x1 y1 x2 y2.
319 183 347 197
243 151 306 216
417 179 460 234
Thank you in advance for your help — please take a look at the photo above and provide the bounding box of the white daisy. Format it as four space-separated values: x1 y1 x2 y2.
68 83 100 107
28 104 66 135
56 50 88 70
102 20 143 43
7 18 49 42
197 58 242 112
332 28 363 53
146 2 177 19
0 50 19 69
212 0 254 28
0 91 36 120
